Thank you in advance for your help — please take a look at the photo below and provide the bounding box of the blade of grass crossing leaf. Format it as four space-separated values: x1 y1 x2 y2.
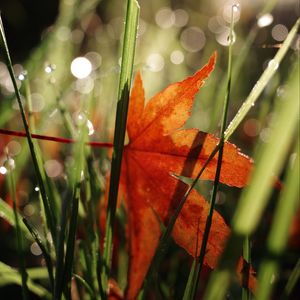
22 218 54 291
6 159 29 300
242 236 251 300
224 18 300 140
0 15 56 239
183 218 201 300
257 139 300 300
204 53 299 300
188 6 237 299
102 0 139 291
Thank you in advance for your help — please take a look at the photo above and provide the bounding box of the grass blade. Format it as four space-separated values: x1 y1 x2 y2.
73 273 95 298
188 6 237 299
224 18 300 140
242 236 251 300
282 258 300 300
102 0 139 291
0 15 56 239
6 158 29 300
22 218 54 291
0 197 31 238
203 53 299 300
0 262 51 299
209 0 278 130
256 138 299 300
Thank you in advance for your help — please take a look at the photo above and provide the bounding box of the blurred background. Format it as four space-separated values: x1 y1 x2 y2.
0 0 299 298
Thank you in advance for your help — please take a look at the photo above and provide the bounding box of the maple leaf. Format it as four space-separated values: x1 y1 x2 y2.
121 52 254 299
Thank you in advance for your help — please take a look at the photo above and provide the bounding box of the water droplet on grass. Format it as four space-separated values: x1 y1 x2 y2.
18 70 27 81
257 13 273 28
232 4 240 12
0 166 7 175
44 64 56 74
268 59 279 71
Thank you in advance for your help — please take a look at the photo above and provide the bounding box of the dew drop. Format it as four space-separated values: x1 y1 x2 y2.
87 119 95 136
23 204 35 217
18 70 28 81
80 170 85 181
257 13 273 28
30 242 42 256
0 166 7 175
268 59 279 71
35 186 40 192
232 4 240 13
4 158 15 171
44 64 56 74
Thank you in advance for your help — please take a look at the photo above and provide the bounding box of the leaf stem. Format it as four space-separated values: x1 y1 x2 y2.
0 128 113 148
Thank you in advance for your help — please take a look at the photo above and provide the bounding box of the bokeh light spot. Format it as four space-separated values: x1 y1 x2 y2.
71 57 92 79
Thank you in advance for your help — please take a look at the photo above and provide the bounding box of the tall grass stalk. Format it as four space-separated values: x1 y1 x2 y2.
22 218 54 290
203 50 299 300
242 236 251 300
0 197 30 237
210 0 278 130
0 15 56 239
224 18 300 140
101 0 139 292
0 262 51 299
187 6 236 299
256 138 299 300
282 258 300 299
6 156 29 300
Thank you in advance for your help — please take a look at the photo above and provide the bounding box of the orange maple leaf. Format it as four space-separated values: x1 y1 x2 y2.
120 52 253 299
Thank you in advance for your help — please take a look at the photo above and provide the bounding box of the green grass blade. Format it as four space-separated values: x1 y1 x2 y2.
62 124 87 299
102 0 139 291
183 260 197 300
232 61 299 235
204 54 299 300
0 15 56 239
224 18 300 140
183 7 237 299
209 0 278 130
0 197 31 238
53 194 69 300
22 218 54 290
282 258 300 300
256 139 299 300
242 236 251 300
7 159 29 300
0 262 51 299
73 273 95 298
